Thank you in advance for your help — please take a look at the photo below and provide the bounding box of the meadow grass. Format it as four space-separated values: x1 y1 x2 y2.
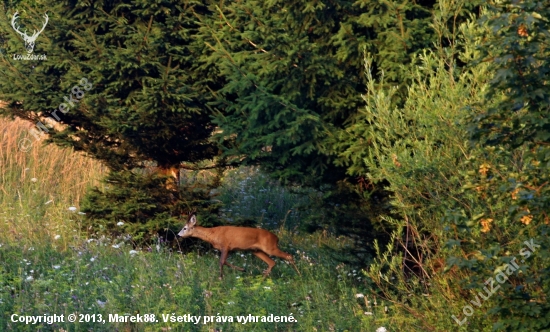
0 117 386 331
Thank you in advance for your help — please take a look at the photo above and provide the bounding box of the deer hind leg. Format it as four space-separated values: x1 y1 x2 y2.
219 250 245 278
266 248 301 276
266 248 294 263
252 251 276 276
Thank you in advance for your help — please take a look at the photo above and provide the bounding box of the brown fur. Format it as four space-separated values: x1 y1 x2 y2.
178 214 300 279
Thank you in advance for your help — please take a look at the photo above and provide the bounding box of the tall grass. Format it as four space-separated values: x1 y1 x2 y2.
0 117 106 246
0 117 385 331
0 231 382 332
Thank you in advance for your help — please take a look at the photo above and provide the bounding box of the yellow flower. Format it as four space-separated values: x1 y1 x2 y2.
479 163 491 176
511 187 520 200
480 218 493 233
520 215 533 225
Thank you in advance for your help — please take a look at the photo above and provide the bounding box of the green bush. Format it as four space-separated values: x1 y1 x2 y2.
448 1 550 330
332 1 550 329
330 8 497 329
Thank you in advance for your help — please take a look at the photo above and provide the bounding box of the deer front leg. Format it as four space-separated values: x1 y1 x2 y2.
219 249 229 280
225 261 245 271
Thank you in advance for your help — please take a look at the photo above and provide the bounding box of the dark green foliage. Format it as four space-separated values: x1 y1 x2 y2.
470 0 550 147
82 171 179 242
198 0 480 264
1 0 482 257
301 181 392 264
205 0 476 184
17 0 217 171
448 1 550 330
81 170 222 243
0 0 224 240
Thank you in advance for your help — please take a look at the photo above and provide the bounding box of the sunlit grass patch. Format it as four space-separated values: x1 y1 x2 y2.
0 117 105 247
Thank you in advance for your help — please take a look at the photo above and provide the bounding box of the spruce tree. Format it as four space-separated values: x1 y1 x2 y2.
197 0 480 260
0 0 482 246
0 0 223 239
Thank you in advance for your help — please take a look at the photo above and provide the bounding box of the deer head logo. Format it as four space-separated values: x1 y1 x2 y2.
11 12 49 54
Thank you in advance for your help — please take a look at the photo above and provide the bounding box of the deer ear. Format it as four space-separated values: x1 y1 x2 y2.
189 214 197 226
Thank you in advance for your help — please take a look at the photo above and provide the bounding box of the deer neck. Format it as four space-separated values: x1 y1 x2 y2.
192 226 222 248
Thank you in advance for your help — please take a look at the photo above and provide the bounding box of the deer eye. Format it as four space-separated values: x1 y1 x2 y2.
183 227 187 231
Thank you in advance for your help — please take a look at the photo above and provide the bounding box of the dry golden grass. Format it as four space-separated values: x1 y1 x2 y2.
0 116 106 246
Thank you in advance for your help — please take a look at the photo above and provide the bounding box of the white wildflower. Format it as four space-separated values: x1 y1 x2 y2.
68 206 77 212
116 221 124 226
355 293 365 298
54 235 61 240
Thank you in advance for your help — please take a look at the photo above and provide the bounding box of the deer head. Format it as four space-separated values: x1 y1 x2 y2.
11 12 49 54
177 211 197 238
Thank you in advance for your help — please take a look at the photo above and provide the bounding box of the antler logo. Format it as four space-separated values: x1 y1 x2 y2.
11 11 49 54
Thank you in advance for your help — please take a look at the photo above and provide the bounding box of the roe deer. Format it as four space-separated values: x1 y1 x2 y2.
178 212 300 279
